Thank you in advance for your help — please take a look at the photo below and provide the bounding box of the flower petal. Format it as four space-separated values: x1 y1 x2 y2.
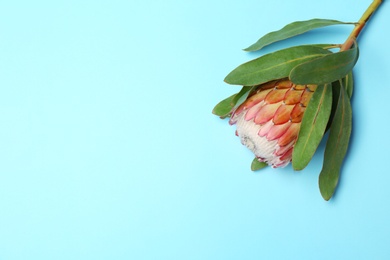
275 141 294 156
284 89 303 105
244 101 264 121
266 122 292 141
258 120 274 137
264 88 289 104
273 104 294 125
280 146 293 161
277 123 300 146
275 79 293 89
301 88 314 107
293 84 306 90
242 88 273 109
254 102 281 124
290 103 305 123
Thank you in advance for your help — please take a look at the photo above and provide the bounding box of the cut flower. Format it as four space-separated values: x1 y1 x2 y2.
230 79 316 168
212 0 382 200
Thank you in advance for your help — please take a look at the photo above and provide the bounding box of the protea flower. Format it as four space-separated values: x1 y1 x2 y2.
229 79 316 168
212 0 382 200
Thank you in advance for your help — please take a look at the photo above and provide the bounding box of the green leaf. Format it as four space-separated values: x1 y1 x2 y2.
292 84 332 170
342 71 354 98
231 86 254 109
326 72 353 131
212 94 236 118
326 80 341 132
290 44 359 85
251 158 268 171
244 19 353 52
303 44 341 50
319 84 352 201
225 45 330 86
212 86 253 118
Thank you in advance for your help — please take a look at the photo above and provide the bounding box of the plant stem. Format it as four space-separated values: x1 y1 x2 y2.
340 0 383 51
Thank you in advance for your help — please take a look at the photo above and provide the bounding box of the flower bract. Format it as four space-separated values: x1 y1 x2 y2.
230 79 317 168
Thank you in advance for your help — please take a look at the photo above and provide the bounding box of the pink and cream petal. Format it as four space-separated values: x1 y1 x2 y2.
277 123 300 146
273 104 294 125
258 120 274 137
254 102 282 124
266 122 292 141
244 101 265 121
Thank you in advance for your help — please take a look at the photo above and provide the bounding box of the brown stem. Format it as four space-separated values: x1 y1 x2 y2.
340 0 383 51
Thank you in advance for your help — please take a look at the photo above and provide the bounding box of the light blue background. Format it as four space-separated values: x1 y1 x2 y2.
0 0 389 259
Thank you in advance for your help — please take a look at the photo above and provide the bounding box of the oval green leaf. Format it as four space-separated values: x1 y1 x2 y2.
225 45 330 86
212 86 253 118
251 158 268 171
290 44 359 85
319 84 352 201
231 86 254 108
212 94 236 118
292 84 332 171
244 19 353 52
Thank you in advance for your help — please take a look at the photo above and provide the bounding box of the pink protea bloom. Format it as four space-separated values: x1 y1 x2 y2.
229 79 317 168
